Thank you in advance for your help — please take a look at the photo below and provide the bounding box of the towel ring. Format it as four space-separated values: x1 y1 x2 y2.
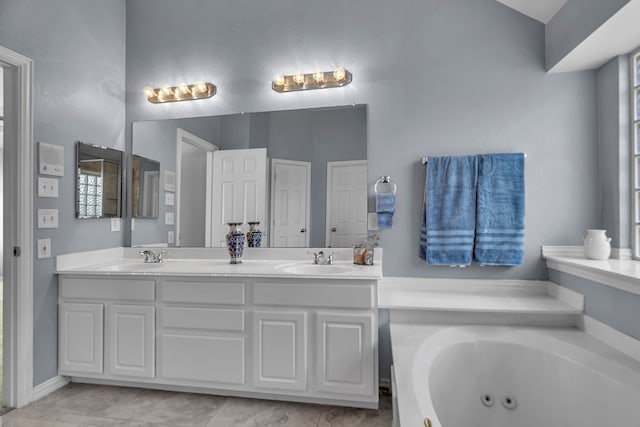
375 176 397 195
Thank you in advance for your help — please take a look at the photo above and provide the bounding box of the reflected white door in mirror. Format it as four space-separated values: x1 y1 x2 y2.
271 159 311 247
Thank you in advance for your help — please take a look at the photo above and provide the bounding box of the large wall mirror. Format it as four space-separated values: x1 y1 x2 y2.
130 104 367 248
76 142 123 218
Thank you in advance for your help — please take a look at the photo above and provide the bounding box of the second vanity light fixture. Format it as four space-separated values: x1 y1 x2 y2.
143 82 217 104
272 67 352 93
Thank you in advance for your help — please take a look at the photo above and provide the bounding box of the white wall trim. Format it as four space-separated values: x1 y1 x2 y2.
545 258 640 295
611 247 633 260
32 376 70 402
0 44 34 408
579 315 640 363
546 281 584 310
540 245 584 258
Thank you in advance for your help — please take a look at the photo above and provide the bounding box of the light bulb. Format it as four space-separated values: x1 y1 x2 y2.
293 73 305 85
177 83 190 95
195 82 207 93
274 74 285 86
143 86 157 98
333 67 346 81
313 71 325 83
160 85 173 96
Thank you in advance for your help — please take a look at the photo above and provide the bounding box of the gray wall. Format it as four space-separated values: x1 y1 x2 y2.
545 0 631 70
597 56 630 249
126 0 598 280
549 270 640 340
0 0 127 385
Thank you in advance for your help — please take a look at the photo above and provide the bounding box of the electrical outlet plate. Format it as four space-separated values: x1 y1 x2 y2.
110 218 121 232
168 230 175 244
37 177 59 198
165 212 175 225
367 213 380 231
37 238 51 259
37 209 59 228
165 192 175 206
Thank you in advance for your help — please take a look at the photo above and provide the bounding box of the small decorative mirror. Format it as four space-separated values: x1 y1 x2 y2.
76 142 123 218
132 154 160 218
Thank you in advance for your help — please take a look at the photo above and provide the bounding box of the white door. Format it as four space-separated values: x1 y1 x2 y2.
253 311 307 391
270 159 311 247
326 160 368 247
207 148 267 247
176 128 218 247
315 312 374 397
107 304 155 378
59 302 104 375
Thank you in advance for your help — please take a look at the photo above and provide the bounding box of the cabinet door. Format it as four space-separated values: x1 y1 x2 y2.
316 312 374 396
253 311 307 390
107 304 155 378
59 302 103 375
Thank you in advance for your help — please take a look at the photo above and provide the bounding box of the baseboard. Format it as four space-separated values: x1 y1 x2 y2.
379 378 391 390
32 375 70 402
579 315 640 363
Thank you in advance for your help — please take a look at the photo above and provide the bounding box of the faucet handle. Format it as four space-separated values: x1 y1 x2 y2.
325 250 340 265
307 250 324 264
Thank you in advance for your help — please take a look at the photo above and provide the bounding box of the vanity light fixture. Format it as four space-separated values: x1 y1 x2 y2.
143 82 217 103
272 68 352 93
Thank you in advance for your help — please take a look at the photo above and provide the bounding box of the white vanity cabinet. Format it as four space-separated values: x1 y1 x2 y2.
57 272 378 408
58 277 156 380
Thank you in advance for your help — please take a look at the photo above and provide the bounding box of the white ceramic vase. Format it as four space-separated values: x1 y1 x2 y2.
583 229 611 260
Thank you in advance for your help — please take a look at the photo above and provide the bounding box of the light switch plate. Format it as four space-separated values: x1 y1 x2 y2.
165 192 175 206
37 177 59 198
37 209 59 228
165 212 174 225
110 218 121 232
37 238 52 259
367 213 380 231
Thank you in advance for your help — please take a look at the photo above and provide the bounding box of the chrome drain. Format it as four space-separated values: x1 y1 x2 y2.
502 394 517 410
480 393 495 407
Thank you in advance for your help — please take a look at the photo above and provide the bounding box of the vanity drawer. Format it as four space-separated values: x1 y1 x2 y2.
60 278 155 301
160 280 245 305
253 282 374 309
161 307 245 332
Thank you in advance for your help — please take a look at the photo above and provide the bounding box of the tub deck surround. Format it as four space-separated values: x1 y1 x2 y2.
390 324 640 427
55 247 383 279
55 247 381 409
542 245 640 295
379 277 583 327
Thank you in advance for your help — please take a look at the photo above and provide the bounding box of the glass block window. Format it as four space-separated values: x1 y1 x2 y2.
77 171 103 218
632 49 640 257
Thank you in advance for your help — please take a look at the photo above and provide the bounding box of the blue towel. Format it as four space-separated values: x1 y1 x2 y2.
474 153 525 266
376 193 395 229
422 155 478 265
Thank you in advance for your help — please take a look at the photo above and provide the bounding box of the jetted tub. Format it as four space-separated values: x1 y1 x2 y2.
391 324 640 427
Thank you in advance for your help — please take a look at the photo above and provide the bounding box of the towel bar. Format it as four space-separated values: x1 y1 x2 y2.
421 153 527 164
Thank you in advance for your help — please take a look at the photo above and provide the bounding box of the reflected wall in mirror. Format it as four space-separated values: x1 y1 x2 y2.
76 142 123 218
132 155 160 218
130 105 367 248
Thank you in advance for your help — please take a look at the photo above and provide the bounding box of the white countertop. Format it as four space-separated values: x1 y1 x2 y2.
379 277 583 315
55 247 383 280
542 245 640 295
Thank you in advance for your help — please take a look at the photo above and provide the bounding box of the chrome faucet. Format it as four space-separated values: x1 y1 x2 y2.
139 249 164 263
309 250 339 265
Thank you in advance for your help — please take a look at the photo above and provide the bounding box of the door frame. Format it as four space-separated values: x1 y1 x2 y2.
270 158 311 248
175 128 217 247
325 160 367 247
1 45 34 408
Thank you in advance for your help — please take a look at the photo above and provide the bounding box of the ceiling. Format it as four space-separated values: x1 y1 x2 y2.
496 0 567 23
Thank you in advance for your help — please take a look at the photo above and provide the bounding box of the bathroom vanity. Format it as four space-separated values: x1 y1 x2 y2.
55 248 382 409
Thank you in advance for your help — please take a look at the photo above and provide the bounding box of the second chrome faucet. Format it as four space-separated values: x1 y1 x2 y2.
309 250 339 265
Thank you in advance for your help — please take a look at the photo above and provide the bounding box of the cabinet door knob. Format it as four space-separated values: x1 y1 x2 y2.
300 228 306 233
331 227 337 232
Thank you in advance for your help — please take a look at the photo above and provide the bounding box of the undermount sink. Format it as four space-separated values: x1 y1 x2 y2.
277 263 355 275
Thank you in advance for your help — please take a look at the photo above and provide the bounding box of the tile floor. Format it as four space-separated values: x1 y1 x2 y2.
0 383 392 426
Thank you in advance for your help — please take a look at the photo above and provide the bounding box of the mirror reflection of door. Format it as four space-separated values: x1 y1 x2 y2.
176 129 218 247
270 159 311 247
207 148 267 247
326 160 368 247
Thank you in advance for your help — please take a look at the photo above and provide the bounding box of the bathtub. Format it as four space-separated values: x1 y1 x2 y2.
391 324 640 427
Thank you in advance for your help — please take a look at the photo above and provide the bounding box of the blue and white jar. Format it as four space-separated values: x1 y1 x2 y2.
246 221 262 248
226 222 245 264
